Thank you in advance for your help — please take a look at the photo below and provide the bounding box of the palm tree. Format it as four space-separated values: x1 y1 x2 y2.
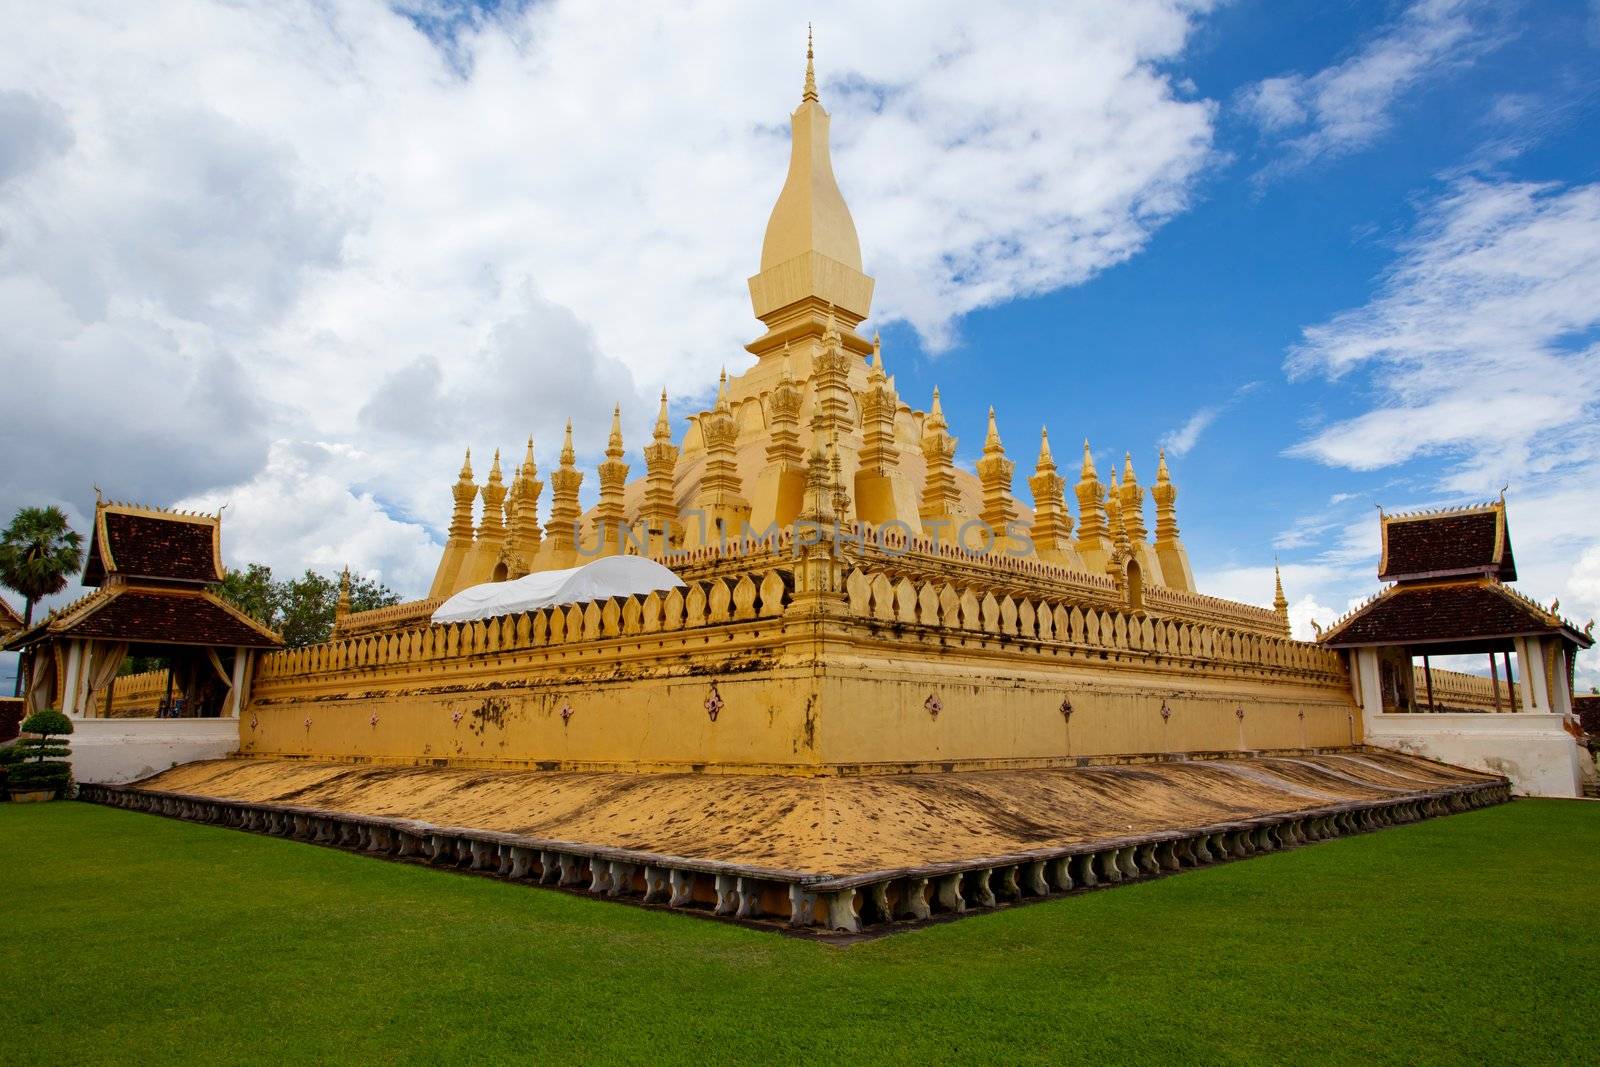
0 506 85 696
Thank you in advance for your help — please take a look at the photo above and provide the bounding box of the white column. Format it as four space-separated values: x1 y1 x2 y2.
228 648 248 719
1525 637 1548 712
1512 639 1536 712
1549 645 1574 717
60 640 84 717
1356 648 1384 725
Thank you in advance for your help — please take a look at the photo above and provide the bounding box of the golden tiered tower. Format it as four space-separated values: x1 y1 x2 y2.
423 34 1208 599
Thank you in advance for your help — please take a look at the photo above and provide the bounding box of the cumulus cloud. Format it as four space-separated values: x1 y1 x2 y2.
0 0 1221 601
1287 178 1600 481
1238 0 1505 176
1281 176 1600 686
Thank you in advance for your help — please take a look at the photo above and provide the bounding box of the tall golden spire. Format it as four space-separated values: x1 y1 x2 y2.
748 26 873 350
1151 448 1196 592
920 387 962 530
428 447 480 598
642 391 681 550
448 448 476 543
691 370 751 547
507 435 543 570
594 405 630 555
1029 427 1076 566
1074 440 1112 572
478 448 507 547
1119 452 1147 544
545 419 583 562
976 407 1018 540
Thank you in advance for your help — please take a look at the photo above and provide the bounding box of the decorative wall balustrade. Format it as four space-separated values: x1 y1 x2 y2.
1411 664 1520 712
839 566 1344 682
253 555 1340 694
254 567 796 685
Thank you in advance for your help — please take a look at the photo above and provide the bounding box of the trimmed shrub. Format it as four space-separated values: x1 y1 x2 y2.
10 709 74 796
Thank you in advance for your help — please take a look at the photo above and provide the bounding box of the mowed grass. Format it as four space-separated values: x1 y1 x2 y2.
1 799 1595 1065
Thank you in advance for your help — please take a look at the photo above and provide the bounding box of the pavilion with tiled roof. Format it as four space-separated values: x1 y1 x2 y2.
3 500 281 720
1319 499 1592 796
1321 499 1589 714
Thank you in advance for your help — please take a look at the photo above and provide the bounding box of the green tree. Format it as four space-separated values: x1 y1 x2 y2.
216 563 277 624
212 565 400 648
0 506 85 696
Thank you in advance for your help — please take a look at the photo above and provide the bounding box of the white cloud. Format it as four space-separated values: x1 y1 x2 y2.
1159 407 1220 457
1238 0 1505 175
0 0 1220 600
1282 175 1600 688
1287 178 1600 481
1159 380 1260 457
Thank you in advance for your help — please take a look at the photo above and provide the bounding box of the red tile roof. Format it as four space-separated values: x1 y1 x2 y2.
56 588 279 648
2 586 280 650
1320 580 1588 650
83 503 223 587
1378 503 1515 582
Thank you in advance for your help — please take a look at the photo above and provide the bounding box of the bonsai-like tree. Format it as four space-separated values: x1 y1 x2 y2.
0 506 84 695
7 709 74 797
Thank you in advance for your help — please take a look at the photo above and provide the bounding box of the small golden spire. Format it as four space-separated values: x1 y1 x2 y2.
560 418 575 466
608 404 624 454
1038 426 1054 467
870 332 884 376
458 447 473 481
1156 446 1171 481
715 368 730 409
1273 559 1290 634
984 406 1002 451
488 448 503 483
1123 452 1136 484
654 389 672 439
803 23 818 103
522 436 535 468
1081 438 1095 478
929 386 945 421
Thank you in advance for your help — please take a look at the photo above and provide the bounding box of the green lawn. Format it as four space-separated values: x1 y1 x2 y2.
1 798 1594 1065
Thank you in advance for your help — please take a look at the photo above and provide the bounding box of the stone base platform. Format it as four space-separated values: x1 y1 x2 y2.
80 749 1509 937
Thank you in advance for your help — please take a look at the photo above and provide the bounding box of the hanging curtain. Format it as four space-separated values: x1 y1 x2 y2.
204 647 233 687
25 647 57 714
84 642 129 715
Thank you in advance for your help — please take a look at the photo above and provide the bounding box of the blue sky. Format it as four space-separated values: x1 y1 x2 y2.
2 0 1598 690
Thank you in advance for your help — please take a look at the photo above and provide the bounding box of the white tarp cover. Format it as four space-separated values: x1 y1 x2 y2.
430 556 685 624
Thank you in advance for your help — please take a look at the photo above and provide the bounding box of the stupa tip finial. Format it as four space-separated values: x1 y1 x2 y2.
654 389 672 439
1081 438 1095 477
803 24 818 103
1123 451 1136 482
1038 426 1054 465
1157 446 1170 479
984 407 1002 448
459 447 473 479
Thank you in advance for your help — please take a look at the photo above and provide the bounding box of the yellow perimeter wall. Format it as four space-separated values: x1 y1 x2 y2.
235 561 1361 775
